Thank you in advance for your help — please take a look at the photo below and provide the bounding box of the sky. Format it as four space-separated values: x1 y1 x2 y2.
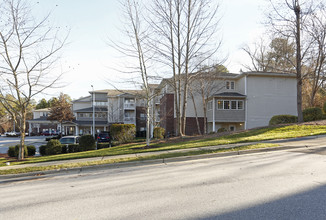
31 0 268 101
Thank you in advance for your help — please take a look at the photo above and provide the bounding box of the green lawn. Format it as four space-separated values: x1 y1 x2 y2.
0 143 279 175
1 124 325 167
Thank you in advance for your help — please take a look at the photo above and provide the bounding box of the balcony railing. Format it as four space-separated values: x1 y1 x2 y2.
124 117 136 124
124 103 136 109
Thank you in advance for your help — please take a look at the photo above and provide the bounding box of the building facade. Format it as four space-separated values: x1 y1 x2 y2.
158 72 297 135
28 72 297 137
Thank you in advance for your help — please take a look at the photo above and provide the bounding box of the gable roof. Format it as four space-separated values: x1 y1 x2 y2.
212 92 246 98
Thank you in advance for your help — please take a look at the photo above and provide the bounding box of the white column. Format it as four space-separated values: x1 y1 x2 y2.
212 98 216 132
75 126 79 136
28 123 32 136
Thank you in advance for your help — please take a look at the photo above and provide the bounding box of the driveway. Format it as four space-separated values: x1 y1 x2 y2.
0 136 47 154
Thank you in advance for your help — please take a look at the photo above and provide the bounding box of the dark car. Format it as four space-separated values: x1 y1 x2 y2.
97 133 111 143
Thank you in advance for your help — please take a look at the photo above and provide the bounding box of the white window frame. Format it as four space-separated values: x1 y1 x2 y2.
226 81 235 90
207 100 213 111
216 100 244 110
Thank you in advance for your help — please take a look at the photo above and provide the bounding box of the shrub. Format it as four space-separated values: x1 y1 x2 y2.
303 107 323 122
323 102 326 113
61 145 68 154
67 144 81 153
217 127 227 133
110 124 136 143
39 145 47 156
45 139 62 155
269 115 298 125
7 145 28 158
7 146 16 157
27 145 36 156
79 135 96 151
153 127 165 139
97 143 111 149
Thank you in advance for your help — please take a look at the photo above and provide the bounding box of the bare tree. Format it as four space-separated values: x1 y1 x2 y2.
304 4 326 107
0 0 67 160
242 37 273 72
149 0 222 136
266 0 322 122
189 65 227 134
242 36 296 73
111 0 157 147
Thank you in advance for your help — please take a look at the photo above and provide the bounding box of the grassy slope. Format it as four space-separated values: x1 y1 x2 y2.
1 124 326 167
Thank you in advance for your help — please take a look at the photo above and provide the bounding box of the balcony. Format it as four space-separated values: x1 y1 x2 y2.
124 117 136 124
124 103 136 110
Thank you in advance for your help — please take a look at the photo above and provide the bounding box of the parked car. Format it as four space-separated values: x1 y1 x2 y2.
96 132 111 143
59 136 79 145
5 132 19 137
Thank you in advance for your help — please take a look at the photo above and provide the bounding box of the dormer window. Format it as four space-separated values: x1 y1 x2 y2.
226 81 235 90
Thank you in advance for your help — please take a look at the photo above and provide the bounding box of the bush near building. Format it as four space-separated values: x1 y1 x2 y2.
269 115 298 125
110 124 136 144
303 107 323 122
153 127 165 139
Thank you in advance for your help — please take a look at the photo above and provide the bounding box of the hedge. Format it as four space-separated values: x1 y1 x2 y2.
97 143 111 149
269 115 298 125
79 135 96 151
303 107 323 122
153 127 165 139
110 124 136 143
7 145 35 158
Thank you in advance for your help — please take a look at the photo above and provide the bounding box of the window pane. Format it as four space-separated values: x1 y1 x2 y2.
231 101 237 109
224 101 230 109
217 100 223 109
238 101 243 109
231 82 235 90
226 81 230 89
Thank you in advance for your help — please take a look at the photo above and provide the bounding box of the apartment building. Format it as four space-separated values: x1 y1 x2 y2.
158 72 297 135
72 88 159 136
28 71 297 137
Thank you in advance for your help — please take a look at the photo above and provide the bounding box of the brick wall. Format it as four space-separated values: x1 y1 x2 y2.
160 94 175 135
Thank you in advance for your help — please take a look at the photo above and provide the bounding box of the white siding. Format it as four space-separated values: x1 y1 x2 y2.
246 75 297 129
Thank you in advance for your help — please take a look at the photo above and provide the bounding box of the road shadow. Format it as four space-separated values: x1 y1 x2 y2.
197 184 326 220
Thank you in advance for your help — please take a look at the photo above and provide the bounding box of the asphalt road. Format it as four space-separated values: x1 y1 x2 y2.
1 147 326 220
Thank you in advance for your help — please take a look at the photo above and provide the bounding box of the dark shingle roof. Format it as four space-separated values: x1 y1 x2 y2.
212 92 246 98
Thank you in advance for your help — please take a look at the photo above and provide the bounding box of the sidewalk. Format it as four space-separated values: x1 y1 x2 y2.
1 134 326 172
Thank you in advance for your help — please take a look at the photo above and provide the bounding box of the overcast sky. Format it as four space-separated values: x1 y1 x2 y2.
33 0 268 100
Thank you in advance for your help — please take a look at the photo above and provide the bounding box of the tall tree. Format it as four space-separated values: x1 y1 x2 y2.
266 0 321 122
48 93 74 135
304 4 326 107
243 37 296 73
111 0 156 147
150 0 222 136
0 0 67 159
35 98 50 110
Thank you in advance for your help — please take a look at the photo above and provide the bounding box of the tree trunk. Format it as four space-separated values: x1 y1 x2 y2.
18 112 26 160
190 89 201 135
295 1 303 122
146 99 150 147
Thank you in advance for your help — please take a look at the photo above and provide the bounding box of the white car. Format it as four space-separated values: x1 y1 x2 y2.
59 136 80 145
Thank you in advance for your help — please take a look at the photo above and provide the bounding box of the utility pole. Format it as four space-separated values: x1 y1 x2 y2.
91 85 95 138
